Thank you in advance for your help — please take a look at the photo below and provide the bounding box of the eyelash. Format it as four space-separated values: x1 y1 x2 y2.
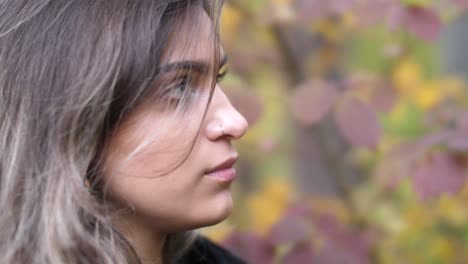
162 67 228 104
217 68 228 82
162 75 191 101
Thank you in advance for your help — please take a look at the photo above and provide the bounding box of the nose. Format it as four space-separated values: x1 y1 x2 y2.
205 87 249 141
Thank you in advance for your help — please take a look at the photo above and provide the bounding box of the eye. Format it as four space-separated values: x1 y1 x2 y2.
163 75 192 102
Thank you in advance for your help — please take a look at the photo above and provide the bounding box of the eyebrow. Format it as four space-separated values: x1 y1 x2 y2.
157 54 228 75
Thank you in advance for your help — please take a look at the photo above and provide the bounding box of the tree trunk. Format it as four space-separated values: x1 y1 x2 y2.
440 12 468 81
272 22 362 201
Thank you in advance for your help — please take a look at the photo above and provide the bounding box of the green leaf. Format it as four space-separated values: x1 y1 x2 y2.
380 101 429 139
401 0 431 6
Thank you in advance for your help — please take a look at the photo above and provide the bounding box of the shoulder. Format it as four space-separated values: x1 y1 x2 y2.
176 236 247 264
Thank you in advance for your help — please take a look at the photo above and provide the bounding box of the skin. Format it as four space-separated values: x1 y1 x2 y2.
102 7 248 264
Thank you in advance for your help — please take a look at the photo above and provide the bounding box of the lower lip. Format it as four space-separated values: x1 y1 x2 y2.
205 168 237 182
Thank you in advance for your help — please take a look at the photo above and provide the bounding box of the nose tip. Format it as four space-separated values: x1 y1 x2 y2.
226 110 248 140
206 87 249 141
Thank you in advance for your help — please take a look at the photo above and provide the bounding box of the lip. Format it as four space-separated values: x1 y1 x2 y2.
205 154 239 182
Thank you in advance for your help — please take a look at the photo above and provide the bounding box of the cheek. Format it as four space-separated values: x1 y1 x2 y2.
101 129 194 208
107 171 190 215
100 104 233 231
102 110 196 177
102 147 199 228
104 159 234 231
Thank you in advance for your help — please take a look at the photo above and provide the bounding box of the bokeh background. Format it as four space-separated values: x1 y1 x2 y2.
201 0 468 263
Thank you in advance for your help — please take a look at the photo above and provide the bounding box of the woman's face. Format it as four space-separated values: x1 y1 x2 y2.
102 8 248 232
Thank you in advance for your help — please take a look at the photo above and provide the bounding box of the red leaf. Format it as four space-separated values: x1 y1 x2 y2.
313 240 369 264
447 136 468 151
413 152 466 200
229 51 259 76
369 84 397 113
446 131 468 151
329 0 356 14
385 3 407 31
296 0 330 21
453 0 468 7
404 6 442 41
257 137 278 154
417 131 453 149
355 0 401 27
456 111 468 132
284 202 313 218
290 80 339 126
334 96 381 148
375 141 425 189
222 232 275 264
282 242 315 264
296 0 356 22
412 130 468 152
269 214 310 245
311 215 371 264
225 88 263 127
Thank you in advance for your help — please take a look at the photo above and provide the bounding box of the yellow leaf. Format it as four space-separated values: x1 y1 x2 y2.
403 204 432 230
432 237 455 261
438 78 465 98
272 0 293 5
437 195 468 225
457 182 468 200
392 58 423 97
342 12 357 30
220 4 242 41
246 178 291 234
310 197 350 223
263 177 291 201
412 81 442 110
374 202 406 233
313 20 345 43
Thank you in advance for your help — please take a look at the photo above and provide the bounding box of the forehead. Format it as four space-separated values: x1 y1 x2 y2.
161 6 224 65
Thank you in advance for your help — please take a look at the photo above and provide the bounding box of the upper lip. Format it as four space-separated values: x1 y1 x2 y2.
206 153 239 173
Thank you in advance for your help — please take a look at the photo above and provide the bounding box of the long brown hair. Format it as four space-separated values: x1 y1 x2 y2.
0 0 222 263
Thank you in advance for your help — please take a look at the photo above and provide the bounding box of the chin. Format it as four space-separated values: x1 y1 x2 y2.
193 191 234 228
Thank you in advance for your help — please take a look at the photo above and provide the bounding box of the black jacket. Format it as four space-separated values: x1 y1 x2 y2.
176 237 246 264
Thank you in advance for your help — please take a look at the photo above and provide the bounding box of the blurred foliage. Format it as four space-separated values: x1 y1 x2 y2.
201 0 468 263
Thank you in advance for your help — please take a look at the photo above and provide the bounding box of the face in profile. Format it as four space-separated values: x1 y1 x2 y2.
102 7 248 233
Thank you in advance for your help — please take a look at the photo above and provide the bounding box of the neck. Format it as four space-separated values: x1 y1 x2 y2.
113 212 167 264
